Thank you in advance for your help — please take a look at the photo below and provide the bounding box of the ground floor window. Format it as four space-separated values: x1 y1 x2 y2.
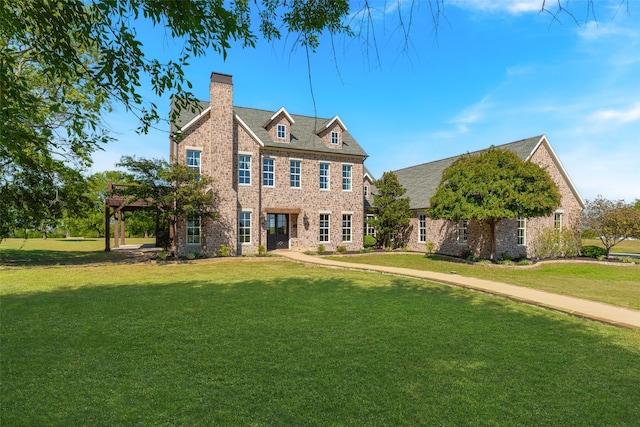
187 216 201 245
239 212 251 244
517 217 526 245
457 220 468 244
320 214 330 242
554 212 563 231
342 214 352 242
365 214 376 236
418 214 427 243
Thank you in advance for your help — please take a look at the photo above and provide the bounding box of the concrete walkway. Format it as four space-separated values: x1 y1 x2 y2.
277 251 640 330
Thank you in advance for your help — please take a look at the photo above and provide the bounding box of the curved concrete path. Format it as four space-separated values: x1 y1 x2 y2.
277 251 640 330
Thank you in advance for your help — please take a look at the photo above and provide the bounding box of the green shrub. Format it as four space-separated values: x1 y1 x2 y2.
317 244 326 254
518 259 532 266
581 245 607 259
185 252 197 260
582 229 599 239
217 244 231 257
532 227 581 260
364 235 377 248
157 251 169 261
336 245 347 254
359 247 373 253
425 241 434 255
257 245 266 256
498 259 515 266
500 252 512 261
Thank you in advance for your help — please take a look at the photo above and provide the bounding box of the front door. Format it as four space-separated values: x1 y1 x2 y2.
267 214 289 250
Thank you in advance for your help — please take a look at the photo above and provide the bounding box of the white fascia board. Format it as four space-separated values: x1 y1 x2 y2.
177 106 211 134
263 107 295 127
235 113 265 147
531 135 586 209
324 115 347 131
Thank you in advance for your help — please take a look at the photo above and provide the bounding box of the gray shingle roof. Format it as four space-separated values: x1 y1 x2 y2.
234 106 367 158
393 136 544 210
171 100 367 158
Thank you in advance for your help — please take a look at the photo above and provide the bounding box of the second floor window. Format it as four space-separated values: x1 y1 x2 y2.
342 164 352 191
238 212 251 244
238 155 251 185
277 124 286 139
263 158 274 187
186 150 201 175
290 160 301 188
319 162 330 190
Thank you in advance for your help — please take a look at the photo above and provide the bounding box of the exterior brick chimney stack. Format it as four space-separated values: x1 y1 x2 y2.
208 72 238 253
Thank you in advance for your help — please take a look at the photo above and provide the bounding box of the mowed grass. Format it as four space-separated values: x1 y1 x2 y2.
326 254 640 310
2 260 640 425
0 238 155 265
583 238 640 254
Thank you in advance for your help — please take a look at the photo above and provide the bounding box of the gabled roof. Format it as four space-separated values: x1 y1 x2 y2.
263 107 295 127
170 99 210 134
393 135 584 210
234 106 367 157
318 115 347 133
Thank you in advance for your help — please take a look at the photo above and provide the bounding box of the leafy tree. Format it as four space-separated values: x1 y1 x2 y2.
369 172 412 249
115 156 219 253
583 195 640 259
429 147 561 262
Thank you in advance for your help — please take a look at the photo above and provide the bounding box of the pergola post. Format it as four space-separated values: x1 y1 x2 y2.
105 205 111 252
113 209 120 249
119 211 126 246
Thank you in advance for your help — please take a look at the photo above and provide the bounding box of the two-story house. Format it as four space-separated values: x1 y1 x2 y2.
170 72 368 256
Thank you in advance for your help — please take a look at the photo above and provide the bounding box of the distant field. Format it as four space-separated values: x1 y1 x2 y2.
583 238 640 254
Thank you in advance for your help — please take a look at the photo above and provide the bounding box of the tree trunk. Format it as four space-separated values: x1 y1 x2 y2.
489 220 497 262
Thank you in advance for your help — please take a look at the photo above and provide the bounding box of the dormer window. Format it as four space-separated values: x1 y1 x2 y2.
331 131 340 145
277 124 286 140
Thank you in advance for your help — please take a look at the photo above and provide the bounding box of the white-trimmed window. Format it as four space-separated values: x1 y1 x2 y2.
457 220 468 244
187 216 201 245
342 164 352 191
554 212 563 231
319 162 330 190
277 124 286 139
365 214 376 236
263 157 274 187
238 155 251 185
319 214 330 243
186 149 201 175
419 214 427 243
290 160 301 188
342 214 352 242
517 217 527 245
238 212 251 244
331 131 340 145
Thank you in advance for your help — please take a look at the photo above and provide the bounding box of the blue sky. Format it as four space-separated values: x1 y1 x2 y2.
94 0 640 202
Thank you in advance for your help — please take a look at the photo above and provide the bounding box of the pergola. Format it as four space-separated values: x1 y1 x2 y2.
104 183 152 251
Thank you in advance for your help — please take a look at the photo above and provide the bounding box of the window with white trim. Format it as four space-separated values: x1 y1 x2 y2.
365 214 376 236
319 162 330 190
238 155 251 185
554 212 563 231
342 164 352 191
263 157 274 187
277 124 286 139
186 149 201 175
238 212 251 244
319 214 330 242
419 214 427 243
290 160 301 188
517 217 526 245
457 220 468 244
331 131 340 145
187 216 201 245
342 214 352 242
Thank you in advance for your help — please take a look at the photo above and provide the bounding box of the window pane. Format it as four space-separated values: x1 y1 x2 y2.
239 155 251 185
319 214 330 242
239 212 251 243
342 214 352 242
320 163 329 189
290 160 301 188
263 158 274 187
342 165 352 191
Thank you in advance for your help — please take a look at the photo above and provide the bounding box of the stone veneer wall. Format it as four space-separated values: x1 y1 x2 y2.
403 140 583 259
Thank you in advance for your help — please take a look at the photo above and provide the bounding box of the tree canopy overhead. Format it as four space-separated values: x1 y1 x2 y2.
429 147 561 261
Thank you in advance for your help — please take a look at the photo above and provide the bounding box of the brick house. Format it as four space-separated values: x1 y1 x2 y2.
389 135 585 259
170 72 368 256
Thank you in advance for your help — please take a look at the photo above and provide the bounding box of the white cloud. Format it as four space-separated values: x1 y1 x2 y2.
590 102 640 124
451 96 494 125
452 0 540 15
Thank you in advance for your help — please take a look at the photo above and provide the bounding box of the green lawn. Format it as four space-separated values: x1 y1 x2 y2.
326 254 640 310
0 237 155 265
583 238 640 254
2 260 640 425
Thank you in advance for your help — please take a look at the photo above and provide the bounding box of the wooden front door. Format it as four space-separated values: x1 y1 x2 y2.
267 214 289 250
